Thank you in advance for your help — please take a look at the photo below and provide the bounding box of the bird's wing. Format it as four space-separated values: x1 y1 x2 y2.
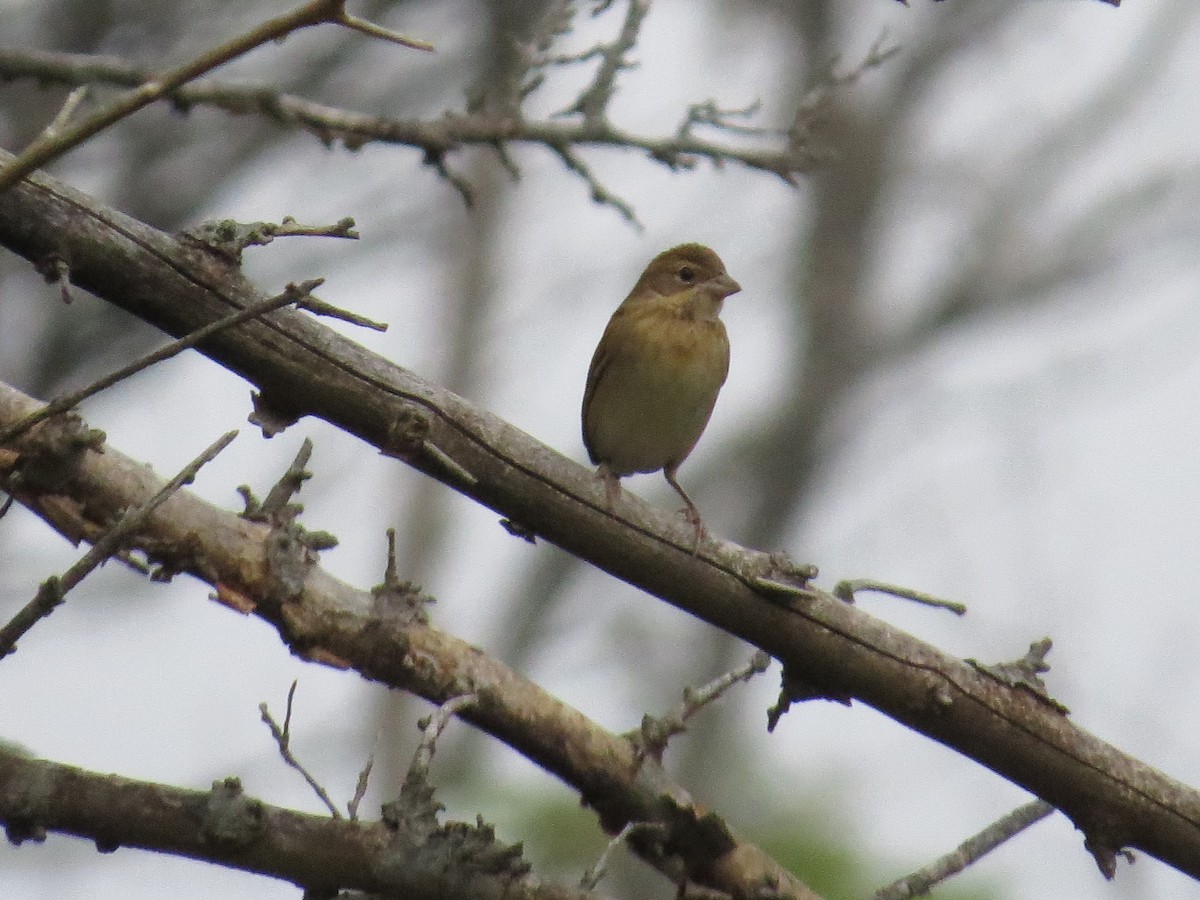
718 323 730 386
582 308 635 463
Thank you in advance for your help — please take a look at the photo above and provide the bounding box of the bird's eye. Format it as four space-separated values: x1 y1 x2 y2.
678 266 695 283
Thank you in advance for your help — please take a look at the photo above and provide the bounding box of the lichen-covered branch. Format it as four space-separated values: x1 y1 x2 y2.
0 381 822 900
0 751 595 900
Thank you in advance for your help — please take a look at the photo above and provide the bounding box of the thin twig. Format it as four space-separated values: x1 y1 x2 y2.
259 680 342 819
242 437 314 521
0 0 431 191
422 150 475 208
834 578 966 615
347 746 376 821
39 86 90 140
297 295 387 332
632 651 771 758
408 693 478 782
580 821 667 891
563 0 650 126
677 651 771 721
186 216 359 259
0 281 320 446
874 800 1055 900
677 98 763 140
0 430 237 659
334 7 435 51
548 142 639 226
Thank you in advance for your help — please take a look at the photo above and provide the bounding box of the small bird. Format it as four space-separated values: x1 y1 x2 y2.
582 243 741 545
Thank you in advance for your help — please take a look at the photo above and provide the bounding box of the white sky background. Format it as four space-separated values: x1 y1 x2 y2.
3 0 1200 898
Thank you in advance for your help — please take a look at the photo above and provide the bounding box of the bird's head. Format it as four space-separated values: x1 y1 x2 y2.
626 243 741 303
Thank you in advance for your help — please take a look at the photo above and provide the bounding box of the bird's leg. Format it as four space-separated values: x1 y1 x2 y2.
664 465 707 552
596 463 623 509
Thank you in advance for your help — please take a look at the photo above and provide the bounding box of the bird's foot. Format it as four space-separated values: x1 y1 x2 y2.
596 464 622 509
679 504 708 554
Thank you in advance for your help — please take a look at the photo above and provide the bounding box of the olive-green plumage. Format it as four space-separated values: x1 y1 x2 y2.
582 243 740 544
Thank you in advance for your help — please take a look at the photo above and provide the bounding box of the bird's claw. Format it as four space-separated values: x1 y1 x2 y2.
680 504 708 554
596 465 623 509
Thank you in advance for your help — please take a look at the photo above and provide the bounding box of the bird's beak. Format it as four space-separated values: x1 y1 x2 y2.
712 273 741 298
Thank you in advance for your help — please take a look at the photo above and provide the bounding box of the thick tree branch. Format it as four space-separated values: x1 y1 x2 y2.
0 153 1198 883
0 383 819 900
0 750 594 900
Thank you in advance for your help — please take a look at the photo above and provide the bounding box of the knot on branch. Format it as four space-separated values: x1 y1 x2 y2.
184 216 358 263
198 777 266 850
33 250 73 303
238 439 337 607
767 663 853 733
743 550 818 602
371 528 433 625
378 694 530 881
249 389 304 438
385 405 431 457
968 638 1069 715
0 410 104 494
1083 829 1136 880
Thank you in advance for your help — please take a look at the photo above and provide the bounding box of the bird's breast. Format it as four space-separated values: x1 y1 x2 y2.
584 312 729 475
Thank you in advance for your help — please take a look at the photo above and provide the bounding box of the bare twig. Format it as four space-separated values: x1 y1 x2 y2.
786 35 899 177
186 216 359 259
0 430 236 658
0 281 320 446
561 0 651 126
0 0 431 191
332 6 434 51
38 86 90 140
259 680 342 819
347 747 376 821
833 578 966 615
418 441 478 487
677 98 764 140
296 296 387 332
631 651 771 760
6 371 1180 894
408 693 478 783
874 800 1055 900
379 694 480 839
548 142 639 226
422 150 475 208
241 438 314 522
506 1 576 116
580 821 668 891
752 576 815 598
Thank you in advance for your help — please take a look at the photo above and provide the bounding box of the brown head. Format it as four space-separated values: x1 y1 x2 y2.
622 243 741 305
